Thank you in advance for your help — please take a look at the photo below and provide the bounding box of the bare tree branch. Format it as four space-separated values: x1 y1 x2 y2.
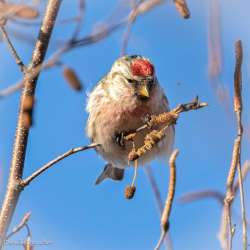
0 81 23 99
0 26 26 73
21 143 99 187
6 212 31 240
0 0 62 247
179 190 224 205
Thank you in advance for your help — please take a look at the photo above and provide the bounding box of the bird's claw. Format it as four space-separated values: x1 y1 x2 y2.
115 131 126 147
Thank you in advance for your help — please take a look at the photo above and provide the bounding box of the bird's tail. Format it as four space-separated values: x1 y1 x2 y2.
95 163 124 185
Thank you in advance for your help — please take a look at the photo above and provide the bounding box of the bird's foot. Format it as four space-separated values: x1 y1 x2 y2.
115 131 126 147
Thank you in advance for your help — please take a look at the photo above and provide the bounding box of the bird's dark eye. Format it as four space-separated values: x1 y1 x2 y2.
127 79 137 84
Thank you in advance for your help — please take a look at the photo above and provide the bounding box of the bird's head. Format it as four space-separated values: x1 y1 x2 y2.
108 55 157 101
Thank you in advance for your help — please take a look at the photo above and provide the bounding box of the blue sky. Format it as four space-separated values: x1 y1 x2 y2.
0 0 250 249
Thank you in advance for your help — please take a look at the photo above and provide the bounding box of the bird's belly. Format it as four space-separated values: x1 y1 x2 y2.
93 103 174 168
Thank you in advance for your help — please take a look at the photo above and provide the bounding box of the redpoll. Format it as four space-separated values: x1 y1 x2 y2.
86 55 174 184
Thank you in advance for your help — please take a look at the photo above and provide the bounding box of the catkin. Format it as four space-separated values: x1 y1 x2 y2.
147 111 178 128
22 95 35 128
128 130 165 161
63 67 83 92
173 0 190 19
234 40 243 112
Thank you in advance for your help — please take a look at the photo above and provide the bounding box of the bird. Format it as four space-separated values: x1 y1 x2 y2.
86 55 174 185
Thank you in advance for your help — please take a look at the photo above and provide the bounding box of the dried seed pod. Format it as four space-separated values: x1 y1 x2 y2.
22 112 32 129
173 0 190 19
63 66 83 92
22 96 35 128
23 96 34 112
125 185 136 199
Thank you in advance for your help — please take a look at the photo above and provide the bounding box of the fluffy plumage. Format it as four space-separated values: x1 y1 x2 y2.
86 55 174 184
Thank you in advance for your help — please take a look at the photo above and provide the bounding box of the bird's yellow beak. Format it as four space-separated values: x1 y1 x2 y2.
137 84 150 98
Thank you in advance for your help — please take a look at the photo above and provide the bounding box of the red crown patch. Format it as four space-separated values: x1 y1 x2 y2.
131 59 154 77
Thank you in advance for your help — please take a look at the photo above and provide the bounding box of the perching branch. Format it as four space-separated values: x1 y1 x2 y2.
142 96 207 133
21 143 99 187
0 0 62 247
127 96 207 161
154 149 179 250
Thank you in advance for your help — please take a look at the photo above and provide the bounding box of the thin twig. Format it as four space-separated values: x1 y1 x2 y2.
0 1 62 247
70 0 85 40
0 81 23 99
154 149 179 250
144 166 164 214
120 0 144 56
6 212 31 240
179 190 224 205
208 0 222 79
0 26 26 73
21 143 99 187
233 160 250 194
